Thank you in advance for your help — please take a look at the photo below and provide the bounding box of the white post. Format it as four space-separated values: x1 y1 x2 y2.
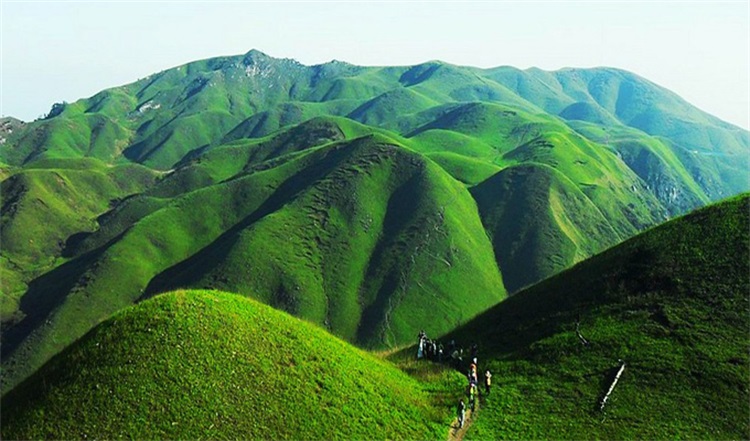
599 360 626 411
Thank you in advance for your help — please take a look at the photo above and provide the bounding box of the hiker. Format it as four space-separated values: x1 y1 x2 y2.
417 335 424 360
457 399 466 428
484 370 492 395
437 342 444 363
469 383 477 412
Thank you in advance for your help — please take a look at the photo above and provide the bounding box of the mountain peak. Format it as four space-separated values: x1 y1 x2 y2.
242 48 272 64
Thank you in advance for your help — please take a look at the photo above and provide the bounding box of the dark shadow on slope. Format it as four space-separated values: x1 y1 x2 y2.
469 164 557 294
172 144 211 169
398 62 442 87
1 233 123 361
355 172 425 344
61 231 94 258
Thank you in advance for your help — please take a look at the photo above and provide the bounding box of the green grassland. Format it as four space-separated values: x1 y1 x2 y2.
0 132 506 392
1 50 747 397
1 290 452 440
145 134 506 348
442 194 750 439
0 160 157 322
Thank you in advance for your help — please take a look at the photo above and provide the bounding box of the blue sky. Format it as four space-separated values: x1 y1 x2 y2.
2 1 748 128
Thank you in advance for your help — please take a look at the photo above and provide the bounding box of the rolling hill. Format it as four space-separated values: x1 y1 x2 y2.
1 50 747 393
0 128 506 392
441 194 750 439
1 290 449 440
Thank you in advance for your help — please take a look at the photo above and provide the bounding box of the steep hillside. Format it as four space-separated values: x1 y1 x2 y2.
145 135 506 347
1 133 506 392
470 163 622 293
443 194 750 439
410 102 667 292
483 66 749 201
0 160 157 322
1 290 447 440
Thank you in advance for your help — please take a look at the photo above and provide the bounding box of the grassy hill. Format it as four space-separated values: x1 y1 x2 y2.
484 66 749 201
470 163 622 293
144 134 506 347
1 290 449 440
0 130 506 393
1 50 747 395
0 159 157 322
442 194 750 439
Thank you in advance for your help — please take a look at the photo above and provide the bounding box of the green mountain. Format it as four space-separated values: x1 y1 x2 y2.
3 51 745 207
1 124 505 392
1 290 448 440
1 50 747 392
443 194 750 439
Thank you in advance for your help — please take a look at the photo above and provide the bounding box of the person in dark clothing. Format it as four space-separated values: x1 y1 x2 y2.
457 399 466 428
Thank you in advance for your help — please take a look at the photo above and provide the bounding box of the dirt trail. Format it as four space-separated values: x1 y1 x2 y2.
447 400 479 441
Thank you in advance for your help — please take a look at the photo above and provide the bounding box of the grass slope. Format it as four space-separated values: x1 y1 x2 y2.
471 163 621 293
484 66 749 200
1 133 505 393
146 135 506 348
2 50 747 398
1 290 447 440
0 160 157 322
444 194 750 439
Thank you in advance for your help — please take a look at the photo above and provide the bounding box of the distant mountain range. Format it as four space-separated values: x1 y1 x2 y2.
1 49 747 392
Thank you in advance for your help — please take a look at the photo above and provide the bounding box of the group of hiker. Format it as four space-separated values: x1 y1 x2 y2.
416 330 445 362
416 330 492 430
